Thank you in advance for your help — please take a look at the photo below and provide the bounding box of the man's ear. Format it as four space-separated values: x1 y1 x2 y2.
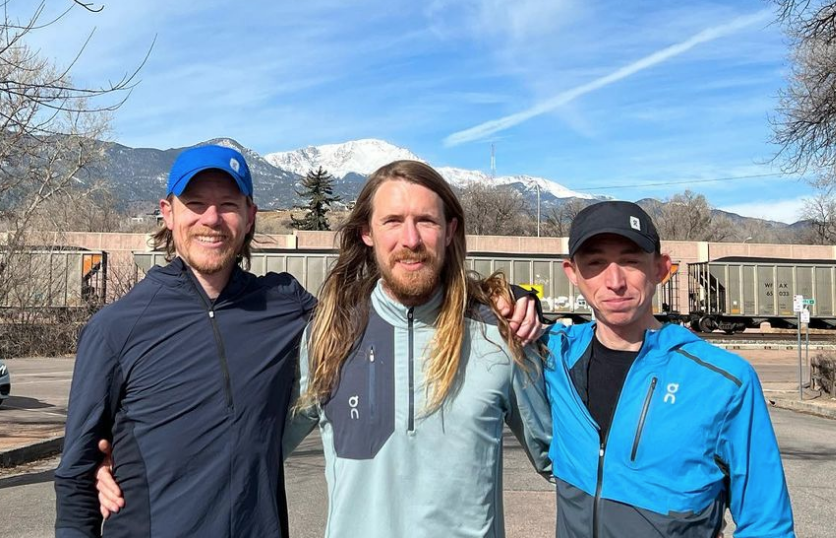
445 218 458 247
160 198 174 231
562 259 578 286
655 253 673 285
246 201 257 234
361 224 374 247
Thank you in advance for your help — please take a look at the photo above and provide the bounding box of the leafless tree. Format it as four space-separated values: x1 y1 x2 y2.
772 1 836 176
0 1 148 357
647 190 733 241
544 198 589 237
458 182 531 236
798 173 836 243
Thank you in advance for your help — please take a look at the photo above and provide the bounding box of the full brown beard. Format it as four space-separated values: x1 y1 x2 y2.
378 247 443 307
180 231 239 275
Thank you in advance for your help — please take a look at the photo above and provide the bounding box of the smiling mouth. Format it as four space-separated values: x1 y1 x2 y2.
396 259 425 270
193 235 227 245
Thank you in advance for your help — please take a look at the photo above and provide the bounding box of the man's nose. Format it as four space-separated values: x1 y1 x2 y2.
400 220 422 249
199 204 222 226
604 263 626 290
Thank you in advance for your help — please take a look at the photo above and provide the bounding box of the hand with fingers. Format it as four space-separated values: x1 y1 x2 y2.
95 439 125 520
493 293 546 346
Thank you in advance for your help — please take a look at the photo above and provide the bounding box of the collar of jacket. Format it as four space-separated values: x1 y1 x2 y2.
149 256 251 302
370 279 444 329
547 320 703 369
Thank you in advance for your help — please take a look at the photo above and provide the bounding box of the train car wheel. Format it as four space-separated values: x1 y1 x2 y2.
698 316 715 333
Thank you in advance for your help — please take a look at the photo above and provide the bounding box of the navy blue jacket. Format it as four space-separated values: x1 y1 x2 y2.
55 258 315 537
544 322 794 538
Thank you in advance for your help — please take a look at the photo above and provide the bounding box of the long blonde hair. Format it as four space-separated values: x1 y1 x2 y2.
305 160 526 412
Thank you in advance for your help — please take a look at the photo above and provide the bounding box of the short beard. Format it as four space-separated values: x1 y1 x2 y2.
183 249 238 275
378 247 442 307
180 232 240 275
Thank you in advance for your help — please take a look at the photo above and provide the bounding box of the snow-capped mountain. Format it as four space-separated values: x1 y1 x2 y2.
265 139 594 203
265 139 423 178
85 137 602 212
437 167 595 200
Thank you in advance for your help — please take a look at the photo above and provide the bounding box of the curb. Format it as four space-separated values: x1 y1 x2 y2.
768 398 836 420
0 436 64 468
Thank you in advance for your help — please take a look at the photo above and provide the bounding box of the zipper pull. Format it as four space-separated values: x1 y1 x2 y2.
599 443 605 457
369 346 375 363
209 310 215 319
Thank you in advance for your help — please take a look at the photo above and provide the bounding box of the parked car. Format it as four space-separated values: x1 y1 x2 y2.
0 359 9 406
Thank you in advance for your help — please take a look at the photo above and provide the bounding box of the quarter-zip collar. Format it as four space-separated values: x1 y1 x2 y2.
370 279 443 328
146 256 251 304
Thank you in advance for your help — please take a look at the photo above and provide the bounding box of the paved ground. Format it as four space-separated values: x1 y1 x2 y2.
1 350 834 537
0 358 73 451
2 407 833 537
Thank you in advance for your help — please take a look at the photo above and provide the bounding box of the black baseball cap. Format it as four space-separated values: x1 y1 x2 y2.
568 201 660 257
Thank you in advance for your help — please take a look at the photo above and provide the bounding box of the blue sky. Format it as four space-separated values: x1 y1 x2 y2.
26 0 811 222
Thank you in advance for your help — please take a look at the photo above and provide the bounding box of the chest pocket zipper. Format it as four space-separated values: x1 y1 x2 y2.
368 346 376 420
631 377 657 462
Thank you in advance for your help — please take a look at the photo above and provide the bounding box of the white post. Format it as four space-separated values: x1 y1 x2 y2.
798 310 803 401
536 183 541 237
805 318 810 386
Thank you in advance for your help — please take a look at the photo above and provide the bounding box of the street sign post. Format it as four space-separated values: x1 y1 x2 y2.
795 296 804 400
793 295 804 313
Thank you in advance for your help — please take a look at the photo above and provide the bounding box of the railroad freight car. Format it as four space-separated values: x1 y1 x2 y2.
688 257 836 333
0 248 107 311
134 250 681 323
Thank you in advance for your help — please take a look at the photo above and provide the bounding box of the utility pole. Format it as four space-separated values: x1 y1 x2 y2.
536 182 541 237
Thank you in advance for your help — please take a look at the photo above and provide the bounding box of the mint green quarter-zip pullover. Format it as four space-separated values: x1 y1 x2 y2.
284 281 552 538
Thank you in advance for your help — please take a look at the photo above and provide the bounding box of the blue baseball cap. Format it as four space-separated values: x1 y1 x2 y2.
167 145 253 197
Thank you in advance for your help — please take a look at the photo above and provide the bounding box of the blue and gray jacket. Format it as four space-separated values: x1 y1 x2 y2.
543 322 794 538
55 258 315 537
284 281 553 538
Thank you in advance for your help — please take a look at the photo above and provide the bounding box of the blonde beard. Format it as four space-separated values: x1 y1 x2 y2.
377 248 443 307
177 236 240 275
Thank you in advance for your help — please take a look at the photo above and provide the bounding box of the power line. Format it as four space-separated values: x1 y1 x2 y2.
572 172 792 192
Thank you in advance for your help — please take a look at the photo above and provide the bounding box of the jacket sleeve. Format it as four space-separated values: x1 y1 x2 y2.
282 328 319 458
55 321 122 538
505 350 553 481
716 368 795 538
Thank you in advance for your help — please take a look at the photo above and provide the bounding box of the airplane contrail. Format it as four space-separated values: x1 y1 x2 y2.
443 9 773 147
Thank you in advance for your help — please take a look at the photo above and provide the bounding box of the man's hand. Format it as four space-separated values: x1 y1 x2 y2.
494 293 545 346
96 439 124 519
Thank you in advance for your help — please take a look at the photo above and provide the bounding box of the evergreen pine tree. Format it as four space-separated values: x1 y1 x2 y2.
290 167 341 231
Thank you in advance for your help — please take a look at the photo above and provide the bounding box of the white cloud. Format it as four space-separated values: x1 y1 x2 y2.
443 8 774 146
720 197 807 224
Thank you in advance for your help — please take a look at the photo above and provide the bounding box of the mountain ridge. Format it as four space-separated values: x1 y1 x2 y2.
80 137 798 230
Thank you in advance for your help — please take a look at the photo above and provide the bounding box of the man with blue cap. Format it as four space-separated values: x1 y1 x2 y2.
55 145 317 537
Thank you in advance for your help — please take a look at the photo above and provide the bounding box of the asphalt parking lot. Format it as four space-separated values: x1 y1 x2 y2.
1 351 835 536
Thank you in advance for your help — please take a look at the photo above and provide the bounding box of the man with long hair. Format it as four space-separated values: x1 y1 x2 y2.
89 156 546 537
283 160 552 537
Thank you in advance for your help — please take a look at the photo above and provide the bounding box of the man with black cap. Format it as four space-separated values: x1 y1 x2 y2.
55 145 316 537
542 201 795 537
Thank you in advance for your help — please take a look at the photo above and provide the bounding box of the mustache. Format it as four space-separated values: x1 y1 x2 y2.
390 248 431 264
